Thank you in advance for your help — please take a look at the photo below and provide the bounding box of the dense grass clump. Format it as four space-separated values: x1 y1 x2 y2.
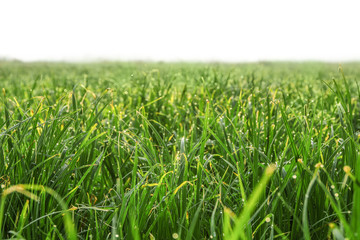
0 61 360 239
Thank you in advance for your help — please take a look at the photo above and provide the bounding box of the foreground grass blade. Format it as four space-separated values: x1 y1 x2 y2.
227 164 276 240
0 185 77 240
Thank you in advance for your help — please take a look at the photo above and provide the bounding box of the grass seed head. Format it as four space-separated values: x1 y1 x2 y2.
329 223 336 229
315 162 324 169
343 165 351 174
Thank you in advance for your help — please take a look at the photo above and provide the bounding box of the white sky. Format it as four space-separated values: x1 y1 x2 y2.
1 0 360 62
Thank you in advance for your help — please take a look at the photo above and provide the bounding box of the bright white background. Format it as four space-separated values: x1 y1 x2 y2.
1 0 360 62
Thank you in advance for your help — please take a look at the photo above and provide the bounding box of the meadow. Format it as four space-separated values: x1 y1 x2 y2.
0 61 359 239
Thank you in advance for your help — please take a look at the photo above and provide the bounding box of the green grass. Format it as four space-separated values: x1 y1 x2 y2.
0 61 360 239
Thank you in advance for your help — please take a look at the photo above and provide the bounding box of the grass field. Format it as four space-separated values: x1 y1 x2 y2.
0 61 360 239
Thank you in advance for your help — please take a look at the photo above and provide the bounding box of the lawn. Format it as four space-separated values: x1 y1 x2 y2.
0 61 359 239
